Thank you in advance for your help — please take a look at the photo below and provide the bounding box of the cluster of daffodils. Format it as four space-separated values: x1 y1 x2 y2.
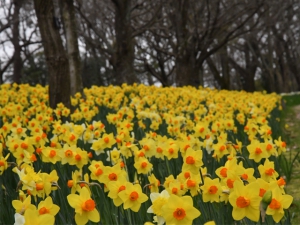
0 83 294 225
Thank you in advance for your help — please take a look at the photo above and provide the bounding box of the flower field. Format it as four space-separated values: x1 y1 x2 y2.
0 83 294 225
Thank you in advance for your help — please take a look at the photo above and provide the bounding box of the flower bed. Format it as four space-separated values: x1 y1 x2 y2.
0 83 293 224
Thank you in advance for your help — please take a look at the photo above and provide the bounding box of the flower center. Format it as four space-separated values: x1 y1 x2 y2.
173 208 186 220
118 185 126 193
172 187 178 194
168 148 174 154
69 134 76 141
236 196 250 208
108 173 117 181
277 177 286 186
185 156 195 164
129 191 139 201
255 147 262 154
269 198 281 209
259 188 266 197
36 182 44 191
156 147 163 153
219 145 226 151
184 172 190 179
265 168 275 176
67 180 74 188
39 207 50 215
241 174 248 180
95 168 103 176
266 144 272 151
65 150 73 157
226 179 234 189
75 154 81 161
141 162 148 168
104 137 109 143
17 128 23 134
208 185 218 194
21 143 28 149
187 179 196 187
49 150 56 158
82 199 96 211
220 168 227 178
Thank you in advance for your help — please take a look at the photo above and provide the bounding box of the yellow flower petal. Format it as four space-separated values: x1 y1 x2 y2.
75 213 89 225
87 209 100 222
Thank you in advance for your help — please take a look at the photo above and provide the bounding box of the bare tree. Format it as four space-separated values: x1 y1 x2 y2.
33 0 71 108
60 0 83 96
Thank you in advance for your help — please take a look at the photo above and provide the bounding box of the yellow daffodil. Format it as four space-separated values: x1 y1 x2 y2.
147 173 161 193
24 208 55 225
134 156 153 174
147 190 170 225
161 194 200 225
228 180 261 222
107 179 129 206
182 148 203 174
67 186 100 225
12 195 35 214
266 186 293 223
37 196 60 216
258 159 279 182
246 139 268 163
118 182 148 212
200 177 222 203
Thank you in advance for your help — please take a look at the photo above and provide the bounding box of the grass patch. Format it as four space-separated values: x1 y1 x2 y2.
280 94 300 225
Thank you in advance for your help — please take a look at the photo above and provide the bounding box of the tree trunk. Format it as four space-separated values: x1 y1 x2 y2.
112 0 137 85
172 0 198 87
220 46 230 89
33 0 71 109
12 0 23 84
61 0 83 96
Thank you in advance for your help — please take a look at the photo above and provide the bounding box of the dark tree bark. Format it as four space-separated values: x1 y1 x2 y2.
111 0 137 85
33 0 71 108
12 0 23 84
170 0 198 87
61 0 83 96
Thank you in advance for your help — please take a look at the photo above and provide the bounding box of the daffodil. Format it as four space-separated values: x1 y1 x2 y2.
147 173 161 193
107 179 129 206
14 213 25 225
228 180 261 222
23 208 55 225
200 177 222 203
67 186 100 225
182 148 203 174
147 190 170 225
258 158 279 182
161 194 200 225
0 153 10 175
266 186 293 223
134 156 153 174
247 139 268 163
37 196 60 216
12 195 35 214
118 182 148 212
98 164 127 186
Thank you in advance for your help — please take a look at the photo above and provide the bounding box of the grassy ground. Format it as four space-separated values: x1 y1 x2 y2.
280 94 300 224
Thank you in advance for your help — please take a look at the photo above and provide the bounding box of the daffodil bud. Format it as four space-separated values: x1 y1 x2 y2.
262 190 272 204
